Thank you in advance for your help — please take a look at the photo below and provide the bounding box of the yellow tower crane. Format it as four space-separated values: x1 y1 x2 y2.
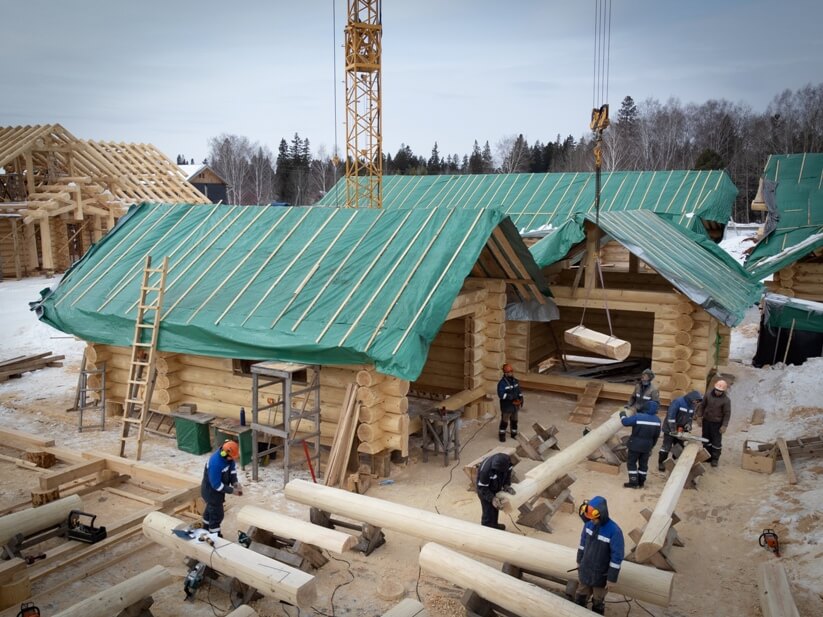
344 0 382 208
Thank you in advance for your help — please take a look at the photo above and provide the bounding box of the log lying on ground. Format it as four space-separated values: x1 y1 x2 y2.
635 442 701 562
285 479 672 605
501 411 624 512
420 543 592 617
142 512 316 608
237 506 356 554
52 565 171 617
0 494 82 546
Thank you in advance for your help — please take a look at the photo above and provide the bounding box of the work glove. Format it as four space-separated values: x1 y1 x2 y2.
232 483 243 496
502 485 516 495
719 426 726 434
492 496 505 510
619 410 627 419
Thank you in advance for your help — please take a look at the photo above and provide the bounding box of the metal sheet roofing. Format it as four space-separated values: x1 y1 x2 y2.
591 210 763 326
36 203 549 380
746 153 823 278
317 170 737 233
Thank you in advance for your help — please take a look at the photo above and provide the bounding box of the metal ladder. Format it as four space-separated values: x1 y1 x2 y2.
119 255 168 460
74 349 107 431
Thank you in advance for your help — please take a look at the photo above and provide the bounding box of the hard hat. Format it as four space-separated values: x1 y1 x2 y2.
714 379 728 392
502 363 513 373
221 440 240 460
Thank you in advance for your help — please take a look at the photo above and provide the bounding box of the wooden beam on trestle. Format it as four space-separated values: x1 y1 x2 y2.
0 494 82 547
141 512 316 608
635 442 701 563
51 565 171 617
237 506 356 554
499 411 624 513
285 479 673 605
419 543 593 617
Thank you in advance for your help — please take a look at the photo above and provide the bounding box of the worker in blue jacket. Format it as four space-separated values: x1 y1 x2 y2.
620 400 661 488
658 390 702 471
575 495 624 615
475 452 515 529
201 440 243 536
497 363 523 442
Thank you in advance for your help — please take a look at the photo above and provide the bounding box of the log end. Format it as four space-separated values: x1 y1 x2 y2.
634 542 663 563
294 579 318 609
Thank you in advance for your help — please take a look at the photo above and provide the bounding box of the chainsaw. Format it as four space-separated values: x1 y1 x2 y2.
759 529 780 557
16 603 40 617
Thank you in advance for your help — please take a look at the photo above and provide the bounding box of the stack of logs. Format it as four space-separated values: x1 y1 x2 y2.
769 262 823 302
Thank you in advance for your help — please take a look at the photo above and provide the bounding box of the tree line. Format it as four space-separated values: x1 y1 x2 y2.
197 83 823 222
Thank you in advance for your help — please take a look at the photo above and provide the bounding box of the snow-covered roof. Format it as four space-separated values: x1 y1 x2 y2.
178 164 205 181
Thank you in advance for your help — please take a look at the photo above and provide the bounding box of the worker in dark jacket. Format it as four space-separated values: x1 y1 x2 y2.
575 495 624 615
625 368 659 413
658 390 703 471
620 400 661 488
201 440 243 536
476 452 514 530
497 363 523 442
695 379 732 467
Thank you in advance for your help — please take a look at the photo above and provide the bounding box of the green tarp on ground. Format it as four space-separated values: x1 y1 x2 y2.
763 293 823 334
35 203 549 380
318 170 737 234
746 153 823 279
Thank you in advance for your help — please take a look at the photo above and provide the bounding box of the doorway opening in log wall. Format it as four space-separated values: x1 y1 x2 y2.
410 316 471 400
531 308 654 381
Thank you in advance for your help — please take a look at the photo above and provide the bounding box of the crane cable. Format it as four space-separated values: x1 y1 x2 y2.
580 0 615 338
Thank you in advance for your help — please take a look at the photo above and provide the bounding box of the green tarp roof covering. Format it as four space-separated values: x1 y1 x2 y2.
529 211 763 326
746 153 823 278
318 170 737 233
36 203 547 380
763 293 823 334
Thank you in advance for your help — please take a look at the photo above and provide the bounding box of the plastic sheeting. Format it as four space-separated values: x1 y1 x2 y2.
763 293 823 334
35 203 551 380
318 170 737 235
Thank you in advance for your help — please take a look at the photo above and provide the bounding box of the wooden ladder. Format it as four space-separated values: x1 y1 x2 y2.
119 255 168 460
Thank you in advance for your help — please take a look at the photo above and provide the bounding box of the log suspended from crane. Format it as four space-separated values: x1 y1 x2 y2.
500 411 625 512
564 325 631 361
141 512 316 608
237 505 356 554
0 494 82 547
420 542 594 617
52 565 171 617
285 479 672 605
634 441 701 562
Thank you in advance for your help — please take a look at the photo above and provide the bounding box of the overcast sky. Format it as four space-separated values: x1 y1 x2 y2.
4 0 822 164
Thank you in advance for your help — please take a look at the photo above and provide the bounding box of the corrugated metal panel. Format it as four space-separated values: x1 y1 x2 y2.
318 170 737 232
746 153 823 278
36 203 549 379
592 210 763 326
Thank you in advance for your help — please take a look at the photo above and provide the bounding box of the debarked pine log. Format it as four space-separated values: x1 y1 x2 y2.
634 442 701 562
0 494 82 546
501 411 624 512
419 543 593 617
284 479 672 605
52 565 171 617
141 512 316 608
236 506 356 554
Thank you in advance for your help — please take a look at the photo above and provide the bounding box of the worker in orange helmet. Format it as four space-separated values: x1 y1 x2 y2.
695 379 731 468
497 363 523 442
201 440 243 536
